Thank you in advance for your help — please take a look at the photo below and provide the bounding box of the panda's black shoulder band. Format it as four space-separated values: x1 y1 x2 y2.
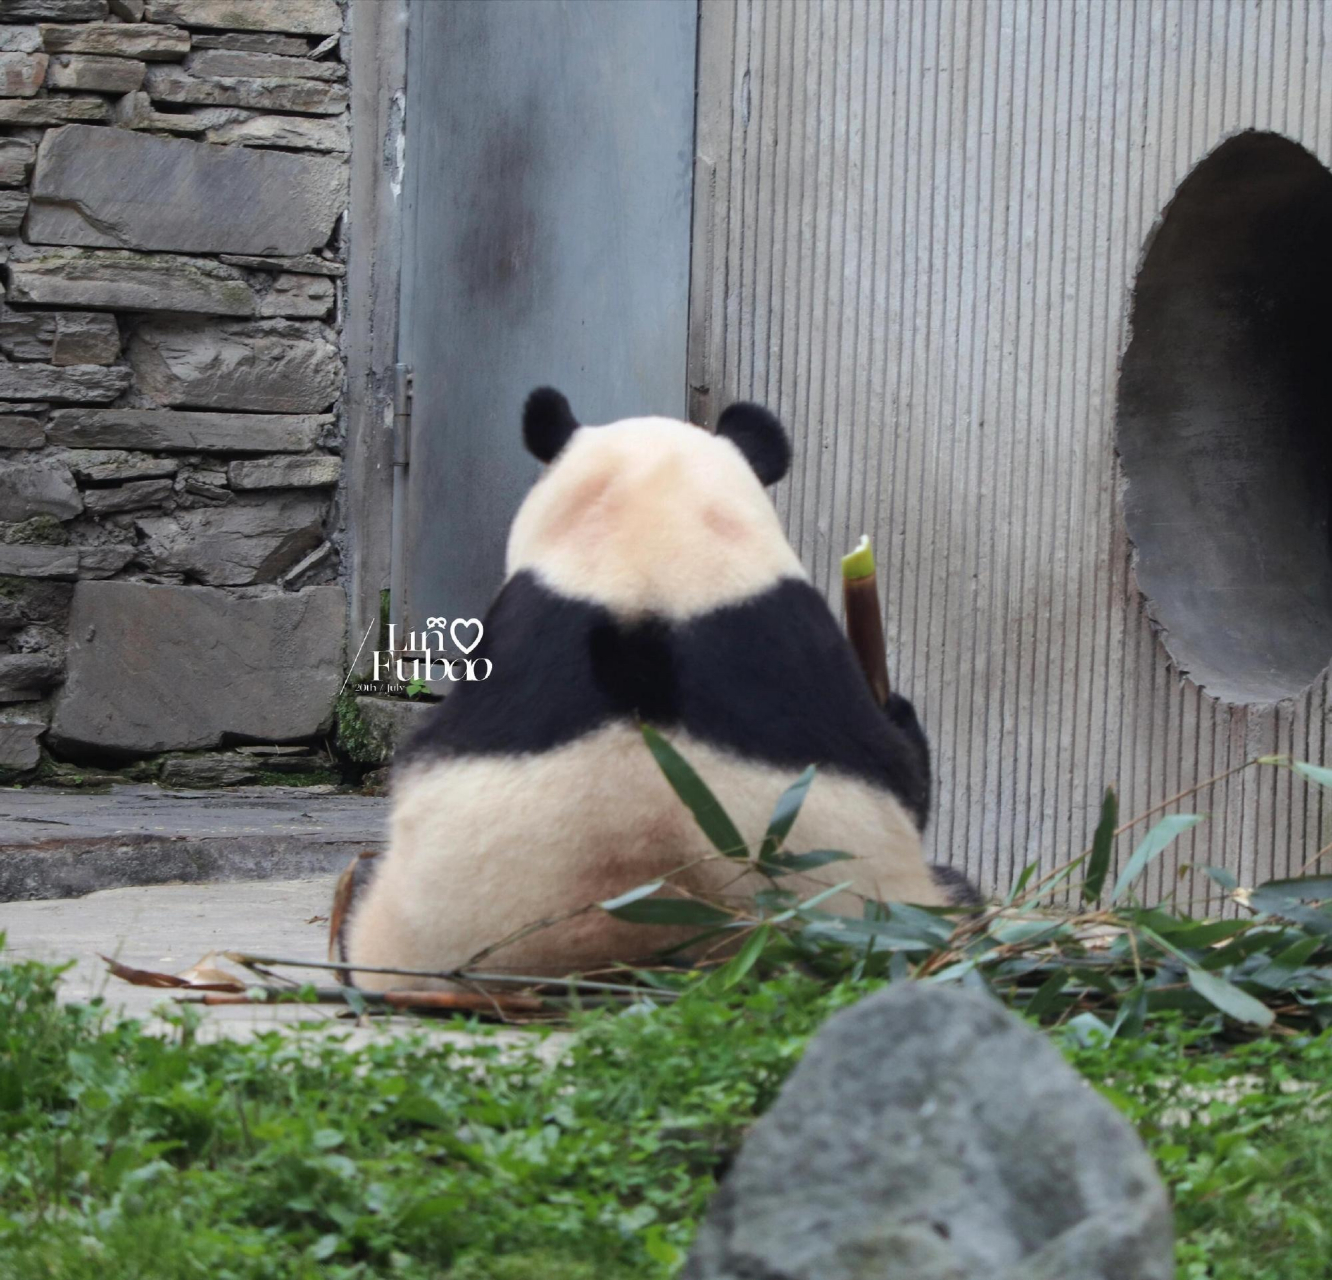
715 401 791 486
523 387 580 463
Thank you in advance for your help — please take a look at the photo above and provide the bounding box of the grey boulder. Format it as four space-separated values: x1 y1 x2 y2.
48 581 345 753
683 984 1173 1280
27 125 347 256
135 492 326 585
130 317 341 413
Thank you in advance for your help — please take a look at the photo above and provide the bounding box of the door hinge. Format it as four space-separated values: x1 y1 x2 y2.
392 363 413 466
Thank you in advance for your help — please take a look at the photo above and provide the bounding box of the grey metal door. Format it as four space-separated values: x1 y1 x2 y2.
398 0 698 630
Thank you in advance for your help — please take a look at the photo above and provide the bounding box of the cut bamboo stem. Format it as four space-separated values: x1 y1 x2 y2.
842 535 891 707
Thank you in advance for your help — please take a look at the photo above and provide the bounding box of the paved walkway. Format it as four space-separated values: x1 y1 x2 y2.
0 783 388 900
1 875 556 1051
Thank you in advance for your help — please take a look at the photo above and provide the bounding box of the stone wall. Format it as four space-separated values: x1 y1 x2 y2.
0 0 349 781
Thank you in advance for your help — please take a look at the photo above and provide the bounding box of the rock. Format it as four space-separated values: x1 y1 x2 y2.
45 53 146 92
52 312 120 365
280 538 334 588
185 48 343 81
39 21 189 59
7 247 255 315
27 126 346 257
352 695 433 764
130 317 341 413
0 27 42 52
228 454 339 489
202 110 347 152
0 599 22 637
46 407 327 452
143 64 347 114
0 415 44 448
49 581 346 752
108 0 143 17
0 0 105 17
0 513 68 545
0 716 43 772
257 272 333 318
683 985 1173 1280
0 50 47 95
0 94 106 124
0 304 119 365
220 252 344 278
0 361 131 404
1 304 65 359
242 750 328 777
82 477 174 514
136 492 325 585
61 450 177 483
158 751 259 787
0 189 28 233
178 480 226 505
0 544 78 577
76 543 133 576
0 456 81 521
111 89 205 132
142 0 340 36
0 651 63 702
192 32 311 56
0 136 36 186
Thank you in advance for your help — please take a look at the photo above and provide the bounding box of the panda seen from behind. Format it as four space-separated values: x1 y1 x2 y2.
344 390 965 990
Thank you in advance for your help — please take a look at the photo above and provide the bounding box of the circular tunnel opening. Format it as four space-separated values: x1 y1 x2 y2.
1117 130 1332 705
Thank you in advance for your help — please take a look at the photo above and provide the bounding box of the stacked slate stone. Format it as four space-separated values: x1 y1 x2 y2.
0 0 348 781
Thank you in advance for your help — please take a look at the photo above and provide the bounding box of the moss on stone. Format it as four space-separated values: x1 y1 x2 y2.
336 691 382 765
0 515 70 546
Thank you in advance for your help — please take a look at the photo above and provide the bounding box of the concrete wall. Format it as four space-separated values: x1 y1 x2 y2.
691 0 1332 901
0 0 350 782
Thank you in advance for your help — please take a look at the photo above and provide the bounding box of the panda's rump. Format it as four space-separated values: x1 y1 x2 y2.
345 722 942 991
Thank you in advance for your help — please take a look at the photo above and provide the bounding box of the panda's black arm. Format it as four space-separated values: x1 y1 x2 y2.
882 690 931 821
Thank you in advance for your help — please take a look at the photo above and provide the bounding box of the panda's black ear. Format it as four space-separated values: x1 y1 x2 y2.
523 387 580 463
715 401 791 486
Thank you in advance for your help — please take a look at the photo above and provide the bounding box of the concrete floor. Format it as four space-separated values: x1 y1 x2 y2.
1 875 349 1038
0 875 562 1052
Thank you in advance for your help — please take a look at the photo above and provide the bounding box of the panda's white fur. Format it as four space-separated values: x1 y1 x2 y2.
345 401 947 991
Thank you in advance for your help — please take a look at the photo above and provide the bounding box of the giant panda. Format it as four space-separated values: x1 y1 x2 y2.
343 390 967 990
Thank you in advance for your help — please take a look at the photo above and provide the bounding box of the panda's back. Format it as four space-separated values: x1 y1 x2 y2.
398 569 931 826
345 571 942 988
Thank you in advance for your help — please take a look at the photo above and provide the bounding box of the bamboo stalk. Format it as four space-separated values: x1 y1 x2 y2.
222 952 678 1000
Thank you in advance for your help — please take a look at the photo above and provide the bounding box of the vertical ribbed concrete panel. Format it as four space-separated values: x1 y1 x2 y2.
689 0 1332 902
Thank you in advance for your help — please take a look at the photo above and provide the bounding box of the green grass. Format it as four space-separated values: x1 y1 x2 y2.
2 952 1330 1279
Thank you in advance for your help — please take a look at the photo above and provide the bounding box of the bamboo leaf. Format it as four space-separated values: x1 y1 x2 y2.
1111 814 1203 903
1249 884 1332 938
1293 760 1332 790
1004 862 1037 906
1083 787 1118 902
758 765 817 862
641 724 747 858
606 898 736 927
1203 865 1239 891
599 881 665 912
1186 966 1275 1028
758 848 854 876
772 880 855 923
711 925 771 989
1254 874 1332 902
1024 970 1068 1020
